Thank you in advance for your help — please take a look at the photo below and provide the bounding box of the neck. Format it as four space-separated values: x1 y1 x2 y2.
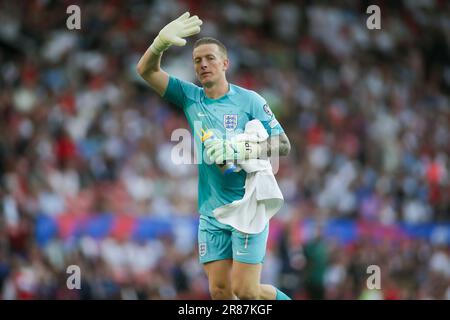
204 79 229 99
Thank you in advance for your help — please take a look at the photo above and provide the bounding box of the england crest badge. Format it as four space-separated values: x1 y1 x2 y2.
224 114 238 131
199 243 207 257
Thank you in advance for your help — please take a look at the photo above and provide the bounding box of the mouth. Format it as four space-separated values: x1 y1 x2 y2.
201 72 212 77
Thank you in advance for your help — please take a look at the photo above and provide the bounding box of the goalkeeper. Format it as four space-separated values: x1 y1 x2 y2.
137 12 292 300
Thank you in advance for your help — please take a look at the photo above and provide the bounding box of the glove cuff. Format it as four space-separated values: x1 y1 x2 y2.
150 35 171 55
242 141 261 160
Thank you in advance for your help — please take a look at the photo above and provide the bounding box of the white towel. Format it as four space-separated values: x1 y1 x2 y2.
212 120 284 234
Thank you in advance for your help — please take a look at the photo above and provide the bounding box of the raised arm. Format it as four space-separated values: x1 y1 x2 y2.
136 12 202 96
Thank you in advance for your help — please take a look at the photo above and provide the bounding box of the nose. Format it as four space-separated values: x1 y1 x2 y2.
200 59 208 70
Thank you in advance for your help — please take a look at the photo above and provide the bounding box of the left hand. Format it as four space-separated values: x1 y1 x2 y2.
205 139 260 164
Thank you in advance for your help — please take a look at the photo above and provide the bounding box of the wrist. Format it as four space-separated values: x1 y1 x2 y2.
149 35 171 55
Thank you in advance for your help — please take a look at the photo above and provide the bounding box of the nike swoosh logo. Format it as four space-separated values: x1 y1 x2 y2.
198 112 207 117
236 251 247 256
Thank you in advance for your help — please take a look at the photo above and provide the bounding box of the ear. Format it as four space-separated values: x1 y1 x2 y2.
223 58 229 71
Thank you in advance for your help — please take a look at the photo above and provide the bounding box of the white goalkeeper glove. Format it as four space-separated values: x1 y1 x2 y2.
205 139 261 164
150 12 202 55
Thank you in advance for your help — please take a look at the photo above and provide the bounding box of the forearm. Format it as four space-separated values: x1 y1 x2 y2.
258 135 291 159
137 47 162 76
136 48 169 96
206 133 291 164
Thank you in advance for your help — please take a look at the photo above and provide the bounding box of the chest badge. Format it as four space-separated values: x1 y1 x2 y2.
224 114 238 131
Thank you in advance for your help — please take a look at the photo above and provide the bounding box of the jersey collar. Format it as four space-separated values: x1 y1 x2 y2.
203 83 236 101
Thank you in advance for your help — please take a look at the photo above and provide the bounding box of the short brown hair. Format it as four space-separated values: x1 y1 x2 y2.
193 37 227 58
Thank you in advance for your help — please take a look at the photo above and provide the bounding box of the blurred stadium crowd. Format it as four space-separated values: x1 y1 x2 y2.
0 0 449 299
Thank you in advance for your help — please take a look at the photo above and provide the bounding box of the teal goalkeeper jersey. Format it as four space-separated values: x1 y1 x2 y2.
163 76 285 217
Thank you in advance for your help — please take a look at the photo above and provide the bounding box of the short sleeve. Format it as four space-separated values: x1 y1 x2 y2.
162 76 200 109
250 92 284 136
